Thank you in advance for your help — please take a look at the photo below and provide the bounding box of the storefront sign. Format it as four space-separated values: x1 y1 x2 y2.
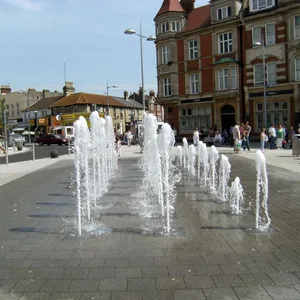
38 118 46 125
249 89 294 98
61 112 105 127
181 97 213 104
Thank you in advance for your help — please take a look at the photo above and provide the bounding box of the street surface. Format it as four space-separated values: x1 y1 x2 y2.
0 146 300 299
0 145 69 165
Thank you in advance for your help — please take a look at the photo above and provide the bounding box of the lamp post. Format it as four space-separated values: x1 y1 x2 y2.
3 109 9 165
124 22 156 112
106 82 118 116
253 39 267 129
27 89 32 145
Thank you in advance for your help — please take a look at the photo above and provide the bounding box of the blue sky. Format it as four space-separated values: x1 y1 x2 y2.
0 0 208 96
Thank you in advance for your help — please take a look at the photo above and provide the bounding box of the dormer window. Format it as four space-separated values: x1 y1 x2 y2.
251 0 275 12
217 6 232 20
161 22 169 33
171 21 181 32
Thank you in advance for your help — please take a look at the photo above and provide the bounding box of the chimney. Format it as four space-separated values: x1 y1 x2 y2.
63 82 75 97
180 0 195 14
0 85 11 95
42 89 50 99
124 90 129 100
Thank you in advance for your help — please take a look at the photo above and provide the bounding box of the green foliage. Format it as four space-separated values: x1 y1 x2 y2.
0 99 5 129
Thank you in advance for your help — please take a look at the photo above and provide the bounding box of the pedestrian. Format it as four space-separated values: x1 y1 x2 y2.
127 130 133 147
276 124 284 149
243 121 251 151
268 124 276 150
116 138 121 160
260 128 267 152
193 127 199 146
0 135 6 154
232 121 241 154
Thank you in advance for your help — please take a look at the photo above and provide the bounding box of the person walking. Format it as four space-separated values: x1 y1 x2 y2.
116 138 121 160
232 121 241 154
276 124 284 149
260 128 267 152
0 135 6 154
268 124 276 150
193 127 200 146
243 122 251 151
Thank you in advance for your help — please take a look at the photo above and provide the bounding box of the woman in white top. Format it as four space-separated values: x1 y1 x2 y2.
193 128 199 146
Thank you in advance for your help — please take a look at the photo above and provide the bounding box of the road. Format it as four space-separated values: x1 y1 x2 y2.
0 144 70 165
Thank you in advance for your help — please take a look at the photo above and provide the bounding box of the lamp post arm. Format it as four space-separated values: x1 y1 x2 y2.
140 21 145 111
262 39 267 129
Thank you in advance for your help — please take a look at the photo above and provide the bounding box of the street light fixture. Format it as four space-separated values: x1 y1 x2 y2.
253 40 267 129
106 82 118 116
124 22 156 112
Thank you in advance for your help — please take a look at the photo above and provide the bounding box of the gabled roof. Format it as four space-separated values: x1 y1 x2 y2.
182 5 211 32
25 95 64 112
156 0 185 17
113 97 144 109
50 93 127 108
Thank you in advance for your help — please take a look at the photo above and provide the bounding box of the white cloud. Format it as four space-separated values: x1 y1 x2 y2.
4 0 43 11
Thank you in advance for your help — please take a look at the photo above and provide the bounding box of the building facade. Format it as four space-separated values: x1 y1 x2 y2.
154 0 300 136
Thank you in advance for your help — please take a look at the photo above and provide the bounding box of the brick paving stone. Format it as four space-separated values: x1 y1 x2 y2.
5 251 30 260
249 253 279 262
61 268 90 279
143 290 174 300
56 259 81 268
30 259 57 269
40 279 71 292
154 257 179 266
11 279 45 292
111 291 142 300
225 254 255 263
0 268 14 279
104 258 128 268
19 292 51 300
141 266 169 278
270 260 300 272
141 249 164 257
184 276 215 289
263 285 300 300
88 268 115 279
239 273 274 286
129 257 153 267
27 251 52 260
0 259 23 269
168 265 196 277
233 286 273 300
128 278 156 291
156 277 186 290
118 249 142 258
178 255 204 266
50 251 74 259
173 289 206 300
267 272 300 285
80 259 105 268
193 264 223 276
245 262 277 274
72 251 95 259
80 292 111 300
95 250 119 258
16 260 34 269
69 279 99 292
49 292 81 300
9 269 38 279
115 267 141 278
219 263 250 275
0 279 18 291
34 268 64 279
98 278 127 291
203 287 239 300
212 274 245 288
202 255 229 265
272 251 300 261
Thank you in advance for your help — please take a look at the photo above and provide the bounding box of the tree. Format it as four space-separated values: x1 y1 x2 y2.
0 98 6 132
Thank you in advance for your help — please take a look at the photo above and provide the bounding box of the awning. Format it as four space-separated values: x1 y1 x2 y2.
12 128 25 132
51 126 64 130
22 131 35 135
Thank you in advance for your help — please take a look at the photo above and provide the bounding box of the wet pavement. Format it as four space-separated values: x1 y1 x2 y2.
0 152 300 300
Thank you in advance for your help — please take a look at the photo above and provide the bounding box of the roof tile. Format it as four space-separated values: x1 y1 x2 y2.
182 5 211 32
156 0 185 17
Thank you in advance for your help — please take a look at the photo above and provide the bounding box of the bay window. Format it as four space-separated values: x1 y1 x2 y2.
163 78 171 97
295 16 300 39
218 67 237 90
162 45 169 64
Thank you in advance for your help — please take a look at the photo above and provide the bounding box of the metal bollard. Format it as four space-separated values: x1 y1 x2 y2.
32 142 35 161
68 140 71 156
13 140 15 153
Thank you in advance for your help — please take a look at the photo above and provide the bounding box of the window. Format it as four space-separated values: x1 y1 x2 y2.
254 64 264 86
11 104 14 116
161 22 169 33
295 16 300 39
16 103 20 115
266 23 275 45
180 106 211 132
162 45 169 64
156 25 160 36
267 62 276 85
189 73 199 94
218 67 237 90
113 108 116 119
295 58 300 81
252 26 262 45
189 40 198 60
163 78 171 96
251 0 274 11
171 21 181 32
120 109 124 120
217 6 232 20
218 32 232 54
256 101 288 130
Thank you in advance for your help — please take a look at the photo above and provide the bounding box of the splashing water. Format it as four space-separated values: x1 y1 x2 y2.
209 146 219 193
199 142 209 186
255 150 271 231
217 154 231 201
229 177 244 214
177 145 183 168
182 138 188 169
188 144 196 176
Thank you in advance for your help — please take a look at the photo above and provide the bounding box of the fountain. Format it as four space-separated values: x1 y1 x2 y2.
217 154 231 201
255 150 271 231
188 144 196 176
177 145 183 168
229 177 244 214
209 145 219 193
198 142 209 186
182 138 188 169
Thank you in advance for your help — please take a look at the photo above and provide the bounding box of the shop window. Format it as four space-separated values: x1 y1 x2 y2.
180 106 211 132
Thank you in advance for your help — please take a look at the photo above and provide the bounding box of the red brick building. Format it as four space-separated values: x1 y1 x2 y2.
154 0 300 136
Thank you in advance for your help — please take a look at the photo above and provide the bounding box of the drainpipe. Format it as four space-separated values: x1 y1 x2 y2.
239 7 246 123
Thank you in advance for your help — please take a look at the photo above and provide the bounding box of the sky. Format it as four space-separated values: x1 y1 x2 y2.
0 0 208 97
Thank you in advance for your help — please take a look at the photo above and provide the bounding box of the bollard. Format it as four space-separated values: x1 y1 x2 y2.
32 142 35 161
13 140 15 153
68 140 71 156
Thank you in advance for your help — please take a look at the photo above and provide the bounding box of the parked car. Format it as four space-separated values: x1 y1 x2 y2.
36 134 69 146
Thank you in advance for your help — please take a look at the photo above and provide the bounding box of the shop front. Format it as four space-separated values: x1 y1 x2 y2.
61 112 105 127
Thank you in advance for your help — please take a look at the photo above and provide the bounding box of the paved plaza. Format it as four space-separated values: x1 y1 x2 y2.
0 146 300 299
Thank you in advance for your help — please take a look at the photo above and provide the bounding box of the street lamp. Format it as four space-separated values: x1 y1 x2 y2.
253 39 267 129
106 82 118 116
124 22 156 112
17 89 31 145
3 109 9 165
